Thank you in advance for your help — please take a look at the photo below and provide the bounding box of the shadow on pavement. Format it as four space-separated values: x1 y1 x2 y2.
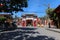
0 30 55 40
19 27 37 30
26 36 55 40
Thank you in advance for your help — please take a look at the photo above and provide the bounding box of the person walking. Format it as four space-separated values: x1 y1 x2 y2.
49 22 50 28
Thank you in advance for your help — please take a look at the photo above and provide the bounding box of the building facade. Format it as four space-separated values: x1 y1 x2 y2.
53 5 60 28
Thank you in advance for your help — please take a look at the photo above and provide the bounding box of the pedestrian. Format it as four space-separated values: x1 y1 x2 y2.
49 22 50 28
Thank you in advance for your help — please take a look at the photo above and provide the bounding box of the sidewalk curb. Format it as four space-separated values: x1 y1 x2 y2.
46 28 60 33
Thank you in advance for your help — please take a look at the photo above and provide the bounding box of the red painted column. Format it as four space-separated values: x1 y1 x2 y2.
22 20 26 27
33 19 37 27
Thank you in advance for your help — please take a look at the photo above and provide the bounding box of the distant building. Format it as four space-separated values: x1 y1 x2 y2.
20 14 38 27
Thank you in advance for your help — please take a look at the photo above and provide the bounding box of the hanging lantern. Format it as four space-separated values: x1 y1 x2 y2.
0 3 4 6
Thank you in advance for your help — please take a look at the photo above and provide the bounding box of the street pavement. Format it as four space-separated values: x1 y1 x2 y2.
0 27 60 40
46 28 60 33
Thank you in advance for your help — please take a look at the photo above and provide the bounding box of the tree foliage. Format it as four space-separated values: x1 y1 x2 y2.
0 0 28 13
46 8 59 28
46 8 58 20
0 17 6 21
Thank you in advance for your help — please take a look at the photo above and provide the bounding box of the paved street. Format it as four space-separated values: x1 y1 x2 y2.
0 27 60 40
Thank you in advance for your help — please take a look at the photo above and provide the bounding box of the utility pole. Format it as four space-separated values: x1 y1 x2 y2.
44 4 51 28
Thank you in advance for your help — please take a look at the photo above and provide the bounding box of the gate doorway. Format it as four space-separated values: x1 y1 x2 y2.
26 20 33 26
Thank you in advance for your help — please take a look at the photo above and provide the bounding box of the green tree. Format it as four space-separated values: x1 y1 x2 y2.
0 0 28 14
0 17 6 22
46 8 59 28
46 8 57 20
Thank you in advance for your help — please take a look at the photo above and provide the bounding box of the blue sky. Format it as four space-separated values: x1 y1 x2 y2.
13 0 60 17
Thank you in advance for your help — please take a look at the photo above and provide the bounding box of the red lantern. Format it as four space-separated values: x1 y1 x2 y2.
0 3 4 6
